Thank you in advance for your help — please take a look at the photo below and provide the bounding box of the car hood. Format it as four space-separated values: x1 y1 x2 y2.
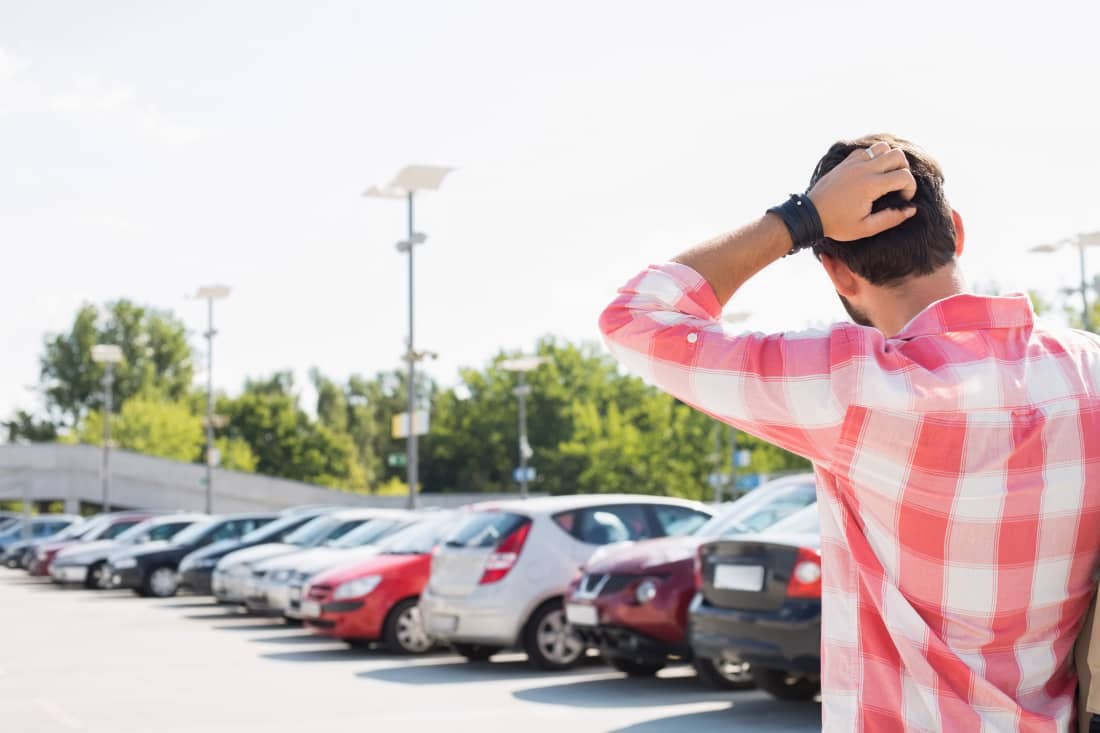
309 552 425 588
55 539 123 564
217 543 299 570
109 540 175 561
257 545 381 575
38 539 79 554
187 538 243 563
584 535 704 575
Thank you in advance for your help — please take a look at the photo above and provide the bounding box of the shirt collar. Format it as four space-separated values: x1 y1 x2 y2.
892 292 1035 340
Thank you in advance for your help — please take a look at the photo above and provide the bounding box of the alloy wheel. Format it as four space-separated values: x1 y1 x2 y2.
535 608 584 666
149 568 179 597
395 605 432 653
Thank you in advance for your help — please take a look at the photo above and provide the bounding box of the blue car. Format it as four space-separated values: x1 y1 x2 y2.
689 503 822 701
0 515 82 568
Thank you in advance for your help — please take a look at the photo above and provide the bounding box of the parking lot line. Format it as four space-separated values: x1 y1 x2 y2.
32 697 83 730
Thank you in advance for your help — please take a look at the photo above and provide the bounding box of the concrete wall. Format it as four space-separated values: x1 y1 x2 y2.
0 444 536 514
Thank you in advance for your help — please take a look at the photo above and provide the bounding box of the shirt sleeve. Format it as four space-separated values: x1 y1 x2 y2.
598 262 858 464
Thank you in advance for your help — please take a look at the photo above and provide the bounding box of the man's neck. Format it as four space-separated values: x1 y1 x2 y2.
874 263 967 338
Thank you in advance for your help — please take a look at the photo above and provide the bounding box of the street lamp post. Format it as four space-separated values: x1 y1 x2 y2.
91 344 123 512
500 356 547 499
1030 231 1100 331
364 165 453 510
195 285 230 514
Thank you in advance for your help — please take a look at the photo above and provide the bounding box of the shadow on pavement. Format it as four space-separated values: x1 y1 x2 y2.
248 633 332 644
261 648 370 663
512 673 737 709
210 622 292 631
184 611 255 621
607 698 821 733
358 658 611 686
154 600 219 609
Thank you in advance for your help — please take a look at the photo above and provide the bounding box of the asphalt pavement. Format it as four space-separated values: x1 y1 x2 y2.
0 570 822 732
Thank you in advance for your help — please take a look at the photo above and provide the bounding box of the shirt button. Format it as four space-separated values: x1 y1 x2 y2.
687 333 698 344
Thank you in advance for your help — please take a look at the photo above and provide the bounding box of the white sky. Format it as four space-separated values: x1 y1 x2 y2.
3 0 1099 420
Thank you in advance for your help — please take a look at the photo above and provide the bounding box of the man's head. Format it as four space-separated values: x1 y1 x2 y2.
809 134 965 332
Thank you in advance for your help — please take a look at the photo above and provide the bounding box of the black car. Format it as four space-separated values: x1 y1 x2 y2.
689 504 822 701
178 508 334 595
107 513 275 597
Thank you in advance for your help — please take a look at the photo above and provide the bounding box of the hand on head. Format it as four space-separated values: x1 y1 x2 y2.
807 141 918 242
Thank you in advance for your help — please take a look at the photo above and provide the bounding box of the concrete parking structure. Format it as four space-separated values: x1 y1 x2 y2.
0 571 822 732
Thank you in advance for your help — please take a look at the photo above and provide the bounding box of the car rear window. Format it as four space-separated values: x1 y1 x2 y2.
444 512 528 549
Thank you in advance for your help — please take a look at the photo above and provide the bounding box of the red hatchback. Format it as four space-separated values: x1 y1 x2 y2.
566 475 817 685
29 513 152 577
302 512 459 653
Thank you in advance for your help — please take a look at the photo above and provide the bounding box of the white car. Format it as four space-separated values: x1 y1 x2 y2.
244 510 419 617
419 494 713 670
213 508 391 604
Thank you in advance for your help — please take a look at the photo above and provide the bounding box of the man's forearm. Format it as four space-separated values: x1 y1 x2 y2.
670 214 792 307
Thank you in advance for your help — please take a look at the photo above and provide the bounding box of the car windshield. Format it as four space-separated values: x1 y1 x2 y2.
54 519 95 540
380 514 456 555
96 519 143 540
329 518 409 549
240 513 316 544
283 515 346 547
168 519 217 545
696 478 817 539
445 511 528 549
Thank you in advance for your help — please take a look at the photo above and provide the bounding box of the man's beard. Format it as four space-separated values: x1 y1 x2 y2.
838 294 874 328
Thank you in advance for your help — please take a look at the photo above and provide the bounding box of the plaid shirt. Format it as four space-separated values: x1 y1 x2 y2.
600 262 1100 733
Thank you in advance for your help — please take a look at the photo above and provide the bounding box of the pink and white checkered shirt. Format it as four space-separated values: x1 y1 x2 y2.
600 262 1100 733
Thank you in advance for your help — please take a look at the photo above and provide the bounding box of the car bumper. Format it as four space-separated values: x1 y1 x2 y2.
688 595 821 676
50 565 88 584
29 558 50 576
246 581 291 615
179 568 214 595
573 623 690 665
419 589 522 647
109 565 144 590
213 570 251 603
302 595 385 640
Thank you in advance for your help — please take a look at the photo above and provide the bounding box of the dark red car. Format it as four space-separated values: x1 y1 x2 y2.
301 512 459 653
566 475 817 686
28 512 152 577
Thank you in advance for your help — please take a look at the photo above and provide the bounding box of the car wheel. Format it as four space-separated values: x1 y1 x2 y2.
85 562 108 589
523 600 585 670
384 598 434 654
693 656 755 690
451 643 500 662
343 638 373 650
753 667 820 701
608 657 665 677
144 567 180 598
283 616 303 627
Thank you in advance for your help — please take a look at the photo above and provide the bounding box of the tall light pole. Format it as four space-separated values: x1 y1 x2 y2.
364 165 454 510
91 344 123 512
195 285 230 514
1030 231 1100 332
500 356 547 499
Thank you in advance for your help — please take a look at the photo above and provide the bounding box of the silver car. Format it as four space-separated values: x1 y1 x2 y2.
420 494 713 670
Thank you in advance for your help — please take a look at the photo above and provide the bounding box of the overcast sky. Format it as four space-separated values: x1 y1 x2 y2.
3 1 1099 421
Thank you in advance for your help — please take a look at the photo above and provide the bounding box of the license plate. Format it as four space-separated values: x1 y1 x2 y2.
566 603 598 627
714 564 766 591
428 613 458 634
300 600 321 618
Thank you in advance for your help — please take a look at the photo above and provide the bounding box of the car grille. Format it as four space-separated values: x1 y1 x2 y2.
307 584 333 603
578 573 636 597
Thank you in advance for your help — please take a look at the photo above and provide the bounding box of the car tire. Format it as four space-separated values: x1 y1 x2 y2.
85 562 107 590
753 667 820 701
693 656 755 690
283 616 302 627
451 643 500 662
522 599 586 671
383 598 434 654
142 566 180 598
608 657 665 677
343 638 373 650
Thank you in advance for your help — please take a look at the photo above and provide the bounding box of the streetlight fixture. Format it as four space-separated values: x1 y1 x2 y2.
364 164 454 510
1030 231 1100 331
500 356 547 499
90 344 123 512
194 285 230 514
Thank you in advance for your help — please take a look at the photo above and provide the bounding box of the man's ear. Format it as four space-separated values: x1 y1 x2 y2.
820 254 860 297
952 209 965 258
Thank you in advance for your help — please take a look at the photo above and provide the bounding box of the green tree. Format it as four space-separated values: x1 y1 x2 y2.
3 410 58 443
63 397 204 462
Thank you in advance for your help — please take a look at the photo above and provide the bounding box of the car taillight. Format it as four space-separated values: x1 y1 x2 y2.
786 547 822 599
693 546 705 589
479 521 532 585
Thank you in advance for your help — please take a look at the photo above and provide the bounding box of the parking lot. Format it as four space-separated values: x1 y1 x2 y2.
0 570 821 733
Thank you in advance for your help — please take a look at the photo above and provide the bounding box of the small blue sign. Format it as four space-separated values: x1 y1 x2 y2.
735 474 761 490
513 466 536 483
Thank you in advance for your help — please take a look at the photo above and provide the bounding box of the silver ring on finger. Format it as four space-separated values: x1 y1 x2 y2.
865 148 875 160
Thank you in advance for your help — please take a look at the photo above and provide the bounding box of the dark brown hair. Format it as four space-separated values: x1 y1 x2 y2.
809 133 956 286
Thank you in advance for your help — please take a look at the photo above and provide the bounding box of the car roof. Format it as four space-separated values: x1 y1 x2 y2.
143 513 210 525
467 494 711 517
327 508 418 521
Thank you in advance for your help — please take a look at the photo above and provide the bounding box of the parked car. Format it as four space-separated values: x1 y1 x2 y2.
213 509 394 605
51 514 208 588
420 495 714 670
179 507 335 595
29 512 153 576
0 515 82 567
247 511 418 619
689 504 822 701
301 511 462 652
566 474 817 685
106 513 275 597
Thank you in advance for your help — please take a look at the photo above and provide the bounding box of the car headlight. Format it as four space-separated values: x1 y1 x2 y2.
635 579 660 604
112 557 138 569
269 569 292 584
333 575 382 600
192 558 217 569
